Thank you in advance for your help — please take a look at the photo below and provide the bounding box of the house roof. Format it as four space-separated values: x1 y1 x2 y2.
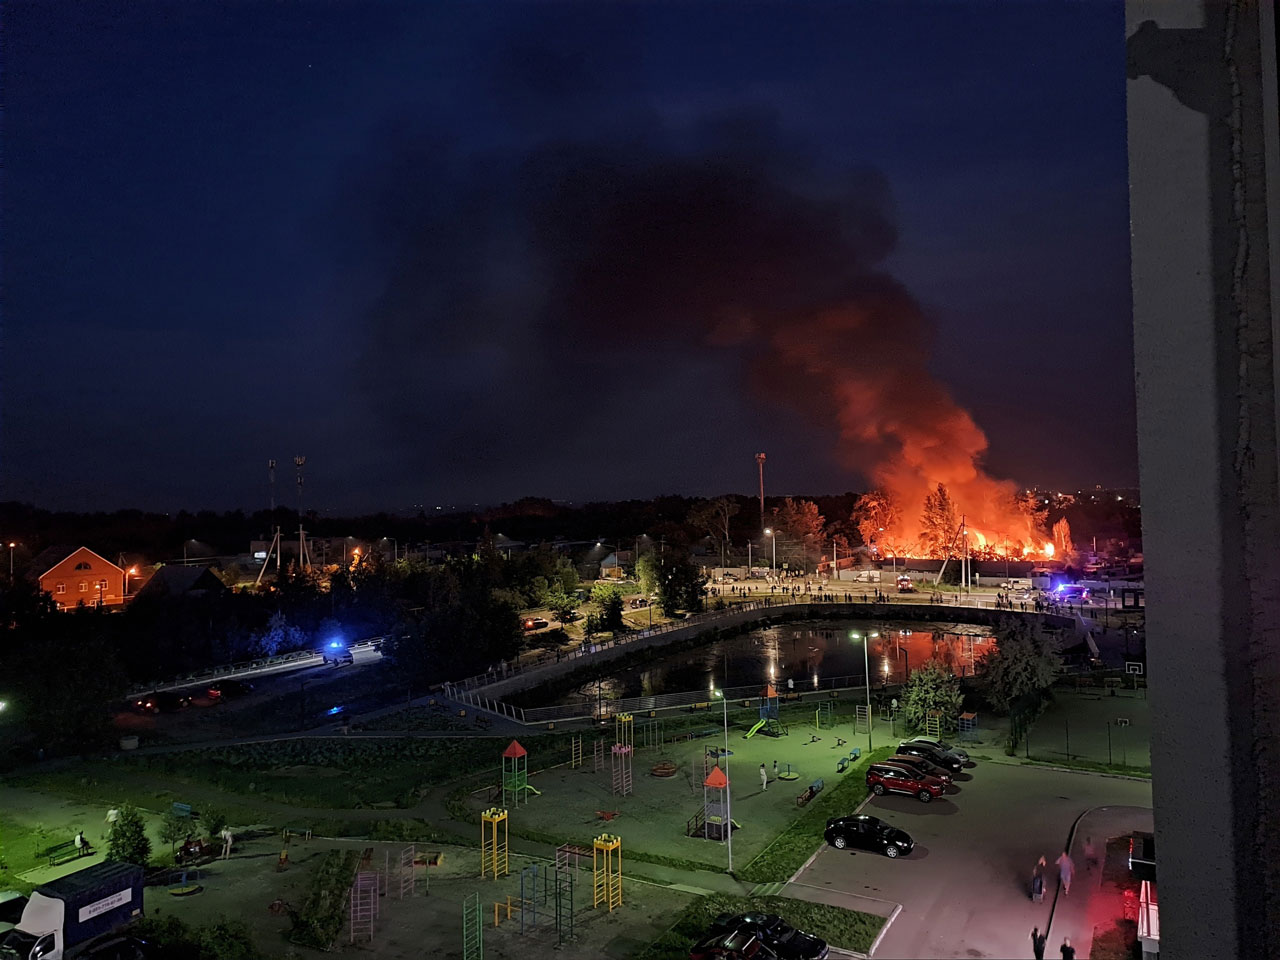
135 565 226 598
31 545 124 580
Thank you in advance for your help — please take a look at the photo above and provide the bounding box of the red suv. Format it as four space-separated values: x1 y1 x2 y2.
866 762 946 803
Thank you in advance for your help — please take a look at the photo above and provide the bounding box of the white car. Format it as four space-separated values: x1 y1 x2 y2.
907 736 971 764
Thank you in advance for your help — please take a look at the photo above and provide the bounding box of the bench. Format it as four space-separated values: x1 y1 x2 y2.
44 840 91 866
795 778 825 808
684 727 719 741
171 802 194 819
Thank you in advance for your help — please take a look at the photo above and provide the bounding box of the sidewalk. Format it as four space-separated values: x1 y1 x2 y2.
1047 804 1153 958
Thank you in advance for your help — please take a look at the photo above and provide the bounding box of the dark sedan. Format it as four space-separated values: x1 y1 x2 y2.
824 813 915 858
895 741 963 775
132 690 192 714
207 679 254 700
709 913 829 960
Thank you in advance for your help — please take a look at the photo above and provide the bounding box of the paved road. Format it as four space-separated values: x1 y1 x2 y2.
789 762 1153 959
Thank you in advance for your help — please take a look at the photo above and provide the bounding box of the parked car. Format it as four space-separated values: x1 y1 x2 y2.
906 735 971 764
708 913 829 960
522 617 550 631
823 814 914 858
628 597 650 609
207 679 253 700
866 762 946 802
885 754 953 784
895 741 964 775
80 932 156 959
131 690 192 714
690 929 779 960
721 573 739 582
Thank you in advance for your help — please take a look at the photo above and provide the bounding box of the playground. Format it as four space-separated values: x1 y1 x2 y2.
455 690 881 872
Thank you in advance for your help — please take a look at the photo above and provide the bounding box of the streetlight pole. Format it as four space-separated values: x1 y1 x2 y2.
852 632 873 754
714 688 733 873
7 542 14 581
765 529 776 576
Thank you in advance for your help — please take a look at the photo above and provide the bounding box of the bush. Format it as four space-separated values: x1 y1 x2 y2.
106 803 151 867
290 850 361 949
132 916 266 960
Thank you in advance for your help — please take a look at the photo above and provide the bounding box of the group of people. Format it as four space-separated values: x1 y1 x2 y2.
1028 838 1101 958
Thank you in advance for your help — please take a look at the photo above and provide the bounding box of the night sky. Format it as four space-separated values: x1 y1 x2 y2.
2 1 1134 514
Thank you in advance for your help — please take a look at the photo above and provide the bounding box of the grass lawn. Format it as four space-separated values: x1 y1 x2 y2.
637 893 885 959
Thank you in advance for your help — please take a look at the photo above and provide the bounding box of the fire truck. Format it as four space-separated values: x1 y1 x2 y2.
895 575 916 593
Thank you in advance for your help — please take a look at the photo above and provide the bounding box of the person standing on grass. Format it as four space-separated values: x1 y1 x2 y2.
760 763 768 791
1056 849 1075 895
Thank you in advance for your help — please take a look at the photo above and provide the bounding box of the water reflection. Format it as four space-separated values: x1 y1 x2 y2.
531 619 993 709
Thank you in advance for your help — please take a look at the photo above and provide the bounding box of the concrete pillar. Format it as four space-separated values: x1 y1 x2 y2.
1126 2 1280 957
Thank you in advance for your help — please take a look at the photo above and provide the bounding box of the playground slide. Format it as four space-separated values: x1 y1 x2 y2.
744 719 766 739
522 785 542 796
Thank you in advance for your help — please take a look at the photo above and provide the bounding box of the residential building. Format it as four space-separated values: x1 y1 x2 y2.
30 546 125 610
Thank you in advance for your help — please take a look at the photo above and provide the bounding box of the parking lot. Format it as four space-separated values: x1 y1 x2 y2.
788 761 1153 958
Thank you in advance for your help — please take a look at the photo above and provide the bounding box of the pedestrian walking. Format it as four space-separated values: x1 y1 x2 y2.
1084 836 1098 870
1030 927 1048 960
760 763 768 791
1060 937 1075 960
221 827 234 860
1056 850 1075 895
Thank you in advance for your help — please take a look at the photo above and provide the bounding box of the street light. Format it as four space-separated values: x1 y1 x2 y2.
849 632 874 754
125 567 138 598
764 528 776 575
382 537 397 562
7 542 15 581
712 687 733 873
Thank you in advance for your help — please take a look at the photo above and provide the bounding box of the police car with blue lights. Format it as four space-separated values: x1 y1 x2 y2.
322 639 354 666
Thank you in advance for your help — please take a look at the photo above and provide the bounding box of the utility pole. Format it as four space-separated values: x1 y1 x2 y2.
268 459 276 512
755 453 767 531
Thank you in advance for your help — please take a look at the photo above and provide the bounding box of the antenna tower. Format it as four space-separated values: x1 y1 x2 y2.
268 459 277 512
294 456 311 572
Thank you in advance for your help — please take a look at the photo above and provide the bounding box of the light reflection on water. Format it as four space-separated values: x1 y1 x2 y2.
539 619 993 708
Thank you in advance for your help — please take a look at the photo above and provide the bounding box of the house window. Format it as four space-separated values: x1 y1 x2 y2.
98 580 108 590
55 583 66 594
74 561 91 570
79 582 88 592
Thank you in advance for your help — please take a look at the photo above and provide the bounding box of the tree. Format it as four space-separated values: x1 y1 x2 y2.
131 915 267 960
202 808 229 841
591 583 625 632
979 618 1063 713
688 497 740 567
106 803 151 866
851 489 903 554
544 588 577 626
919 483 958 558
1015 489 1050 541
769 498 825 571
635 552 661 597
159 810 188 858
901 659 964 733
656 555 707 616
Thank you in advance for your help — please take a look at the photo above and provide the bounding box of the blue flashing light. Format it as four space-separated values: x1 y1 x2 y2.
328 640 344 649
326 705 345 716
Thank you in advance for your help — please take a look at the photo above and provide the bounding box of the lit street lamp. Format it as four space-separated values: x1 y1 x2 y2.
125 567 138 598
712 687 733 873
850 631 874 754
764 528 776 575
382 537 398 562
7 542 15 581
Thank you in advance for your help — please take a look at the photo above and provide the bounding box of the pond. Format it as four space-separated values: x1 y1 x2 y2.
518 618 995 709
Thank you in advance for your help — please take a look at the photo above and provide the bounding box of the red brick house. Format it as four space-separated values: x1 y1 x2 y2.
32 546 126 610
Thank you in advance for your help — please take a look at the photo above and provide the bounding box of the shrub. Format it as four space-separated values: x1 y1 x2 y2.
106 803 151 867
290 850 361 949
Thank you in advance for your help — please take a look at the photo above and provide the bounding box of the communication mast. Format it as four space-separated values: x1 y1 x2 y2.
294 456 311 571
755 453 767 529
268 459 277 512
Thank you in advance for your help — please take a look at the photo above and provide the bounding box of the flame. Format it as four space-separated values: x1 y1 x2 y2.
1043 542 1055 557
